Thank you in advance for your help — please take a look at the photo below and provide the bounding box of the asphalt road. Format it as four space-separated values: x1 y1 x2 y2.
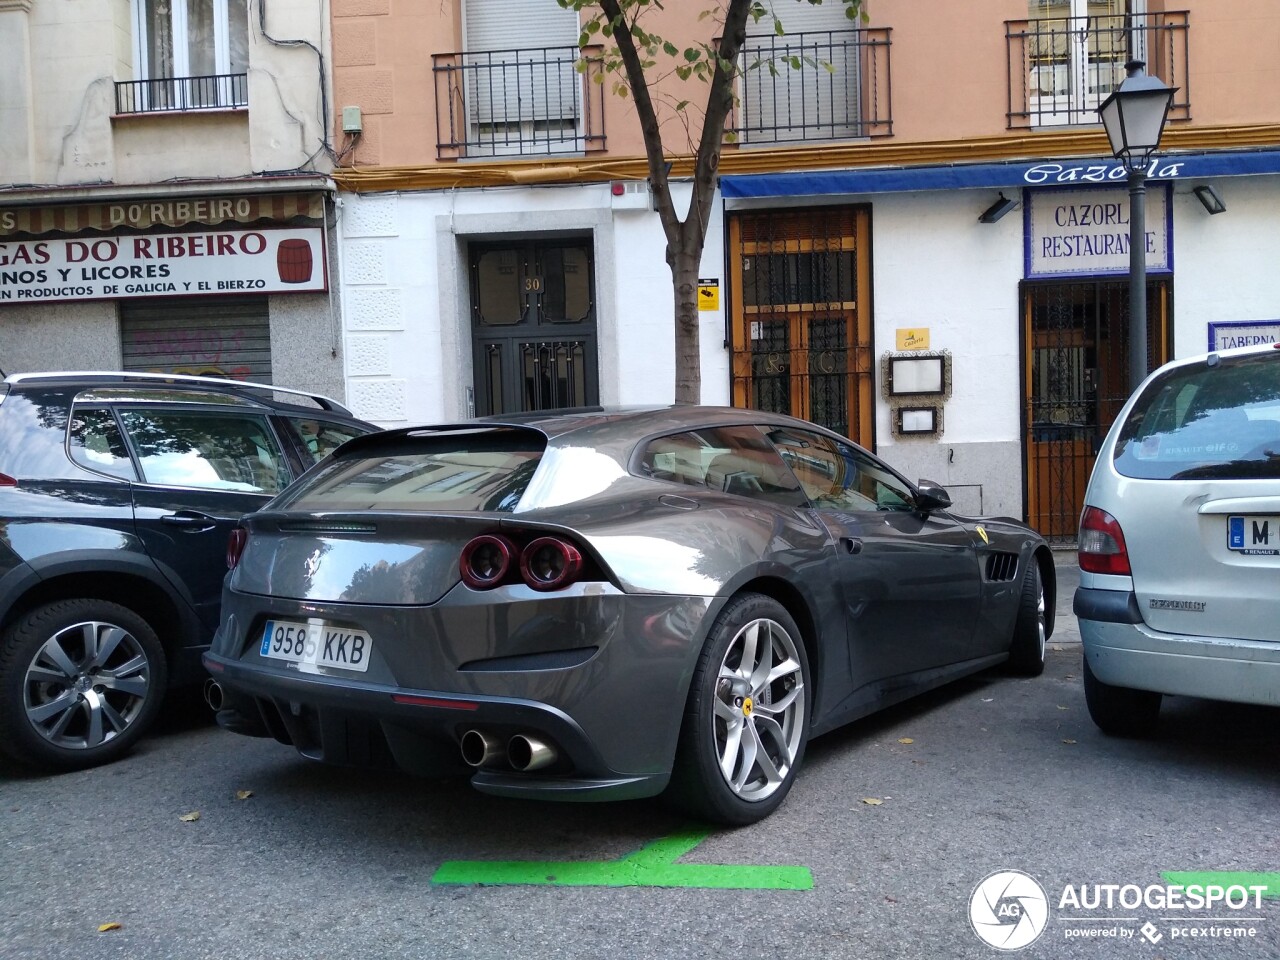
2 556 1277 960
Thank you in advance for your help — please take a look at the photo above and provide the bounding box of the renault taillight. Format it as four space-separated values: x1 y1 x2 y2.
1078 506 1131 575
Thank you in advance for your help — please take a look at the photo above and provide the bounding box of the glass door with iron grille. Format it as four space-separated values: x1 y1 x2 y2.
1023 277 1169 542
469 239 598 415
728 206 874 446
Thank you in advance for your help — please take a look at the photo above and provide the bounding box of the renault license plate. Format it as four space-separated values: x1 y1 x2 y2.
1227 515 1280 555
260 620 373 672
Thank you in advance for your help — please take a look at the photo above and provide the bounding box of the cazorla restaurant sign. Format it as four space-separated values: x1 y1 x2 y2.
1027 186 1171 279
0 227 326 303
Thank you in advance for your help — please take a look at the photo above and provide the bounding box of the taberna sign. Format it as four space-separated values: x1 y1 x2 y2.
1026 185 1171 279
0 227 327 304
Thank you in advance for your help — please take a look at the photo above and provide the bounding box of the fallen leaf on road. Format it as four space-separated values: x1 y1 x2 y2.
861 798 883 806
179 811 201 822
97 923 121 933
1064 674 1076 680
1061 739 1077 745
235 790 253 801
981 698 994 703
897 738 914 744
1057 705 1069 711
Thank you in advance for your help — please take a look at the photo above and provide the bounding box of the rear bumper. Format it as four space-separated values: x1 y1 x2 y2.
1077 594 1280 707
204 651 669 801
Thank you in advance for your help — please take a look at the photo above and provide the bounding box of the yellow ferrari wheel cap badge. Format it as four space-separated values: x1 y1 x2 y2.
742 696 753 717
976 524 989 544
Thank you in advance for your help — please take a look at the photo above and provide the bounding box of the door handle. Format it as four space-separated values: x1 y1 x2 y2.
840 537 863 555
161 511 218 532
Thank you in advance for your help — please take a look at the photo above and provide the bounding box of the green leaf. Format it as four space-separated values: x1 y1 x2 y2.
683 48 700 62
586 19 600 35
676 65 692 80
822 61 836 74
675 99 689 111
663 41 678 56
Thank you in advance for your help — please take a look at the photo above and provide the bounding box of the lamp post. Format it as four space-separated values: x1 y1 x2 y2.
1097 60 1176 393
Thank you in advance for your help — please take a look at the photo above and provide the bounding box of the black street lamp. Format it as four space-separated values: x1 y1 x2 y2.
1097 60 1176 393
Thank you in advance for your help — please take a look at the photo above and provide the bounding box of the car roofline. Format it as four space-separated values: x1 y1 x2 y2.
3 370 352 415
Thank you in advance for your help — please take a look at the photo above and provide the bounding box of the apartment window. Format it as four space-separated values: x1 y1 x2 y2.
1026 0 1136 125
125 0 249 111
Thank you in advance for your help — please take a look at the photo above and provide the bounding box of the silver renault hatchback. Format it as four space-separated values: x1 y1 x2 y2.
1075 342 1280 734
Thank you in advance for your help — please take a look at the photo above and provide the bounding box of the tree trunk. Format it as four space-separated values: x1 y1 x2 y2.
671 244 702 404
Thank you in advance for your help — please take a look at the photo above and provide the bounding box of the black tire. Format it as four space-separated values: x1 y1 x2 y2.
0 599 167 771
1005 559 1047 677
1083 655 1161 737
667 593 810 826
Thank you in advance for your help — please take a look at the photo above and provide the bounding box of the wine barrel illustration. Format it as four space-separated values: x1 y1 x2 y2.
276 238 314 284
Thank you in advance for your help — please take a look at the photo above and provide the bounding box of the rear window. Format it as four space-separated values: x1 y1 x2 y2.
273 428 546 512
1113 351 1280 480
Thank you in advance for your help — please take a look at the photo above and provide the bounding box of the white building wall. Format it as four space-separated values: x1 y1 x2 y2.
336 173 1280 519
1172 177 1280 358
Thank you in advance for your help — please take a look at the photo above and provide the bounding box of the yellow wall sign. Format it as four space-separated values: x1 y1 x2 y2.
896 328 930 350
697 278 720 311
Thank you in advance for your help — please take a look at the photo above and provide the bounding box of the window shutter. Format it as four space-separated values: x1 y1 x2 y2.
464 0 580 123
743 0 862 142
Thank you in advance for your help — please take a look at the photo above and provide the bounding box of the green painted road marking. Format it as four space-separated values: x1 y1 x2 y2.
1162 872 1280 898
431 826 813 890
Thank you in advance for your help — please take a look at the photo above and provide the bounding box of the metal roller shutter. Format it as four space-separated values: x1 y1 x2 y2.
464 0 580 123
120 296 273 384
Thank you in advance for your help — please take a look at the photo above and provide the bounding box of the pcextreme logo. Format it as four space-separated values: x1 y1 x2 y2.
969 870 1273 951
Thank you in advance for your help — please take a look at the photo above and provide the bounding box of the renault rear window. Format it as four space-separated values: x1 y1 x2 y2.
1113 351 1280 480
271 428 547 512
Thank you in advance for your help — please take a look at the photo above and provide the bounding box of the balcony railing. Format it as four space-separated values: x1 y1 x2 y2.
734 27 892 144
114 74 248 115
1006 12 1189 128
433 45 606 159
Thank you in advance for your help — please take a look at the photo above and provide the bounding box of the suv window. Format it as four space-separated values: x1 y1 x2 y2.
637 424 805 506
68 407 137 480
1113 352 1280 480
286 417 366 464
767 428 915 512
119 410 291 493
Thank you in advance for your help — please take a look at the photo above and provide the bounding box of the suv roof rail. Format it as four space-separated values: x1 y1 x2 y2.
3 370 352 415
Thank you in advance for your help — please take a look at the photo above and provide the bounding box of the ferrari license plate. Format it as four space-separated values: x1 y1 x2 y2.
1227 516 1280 555
260 619 373 672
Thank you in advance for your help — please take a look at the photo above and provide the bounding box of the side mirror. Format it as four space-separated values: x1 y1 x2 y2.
915 479 952 512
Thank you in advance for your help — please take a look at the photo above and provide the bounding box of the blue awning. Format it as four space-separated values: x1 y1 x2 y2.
720 148 1280 199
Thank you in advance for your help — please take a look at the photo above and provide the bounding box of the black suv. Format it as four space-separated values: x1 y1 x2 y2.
0 372 376 771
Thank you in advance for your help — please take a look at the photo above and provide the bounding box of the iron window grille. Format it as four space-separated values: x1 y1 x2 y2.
114 74 248 115
734 27 892 144
433 45 606 159
1005 11 1189 128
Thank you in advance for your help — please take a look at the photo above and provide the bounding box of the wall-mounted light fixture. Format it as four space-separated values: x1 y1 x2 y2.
1192 184 1227 215
978 193 1019 224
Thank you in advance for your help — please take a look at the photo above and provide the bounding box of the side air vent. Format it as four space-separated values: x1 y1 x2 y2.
277 522 377 534
985 552 1019 583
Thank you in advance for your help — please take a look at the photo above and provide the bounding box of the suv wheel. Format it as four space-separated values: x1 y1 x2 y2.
1083 656 1161 737
0 599 167 771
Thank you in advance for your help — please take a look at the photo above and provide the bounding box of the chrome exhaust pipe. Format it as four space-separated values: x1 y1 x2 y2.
460 729 504 768
203 679 224 712
508 734 556 772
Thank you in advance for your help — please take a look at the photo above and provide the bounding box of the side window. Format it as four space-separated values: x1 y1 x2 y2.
637 424 806 506
67 406 137 480
767 428 915 513
286 417 368 464
118 410 290 494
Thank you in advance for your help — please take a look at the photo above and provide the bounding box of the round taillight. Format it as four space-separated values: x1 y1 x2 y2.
519 537 582 592
460 535 516 589
226 527 248 570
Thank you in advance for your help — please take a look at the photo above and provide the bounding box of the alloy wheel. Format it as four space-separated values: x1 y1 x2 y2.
711 617 806 803
22 620 152 750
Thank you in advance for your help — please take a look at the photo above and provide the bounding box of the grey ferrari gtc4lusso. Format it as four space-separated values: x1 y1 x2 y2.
205 406 1053 825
